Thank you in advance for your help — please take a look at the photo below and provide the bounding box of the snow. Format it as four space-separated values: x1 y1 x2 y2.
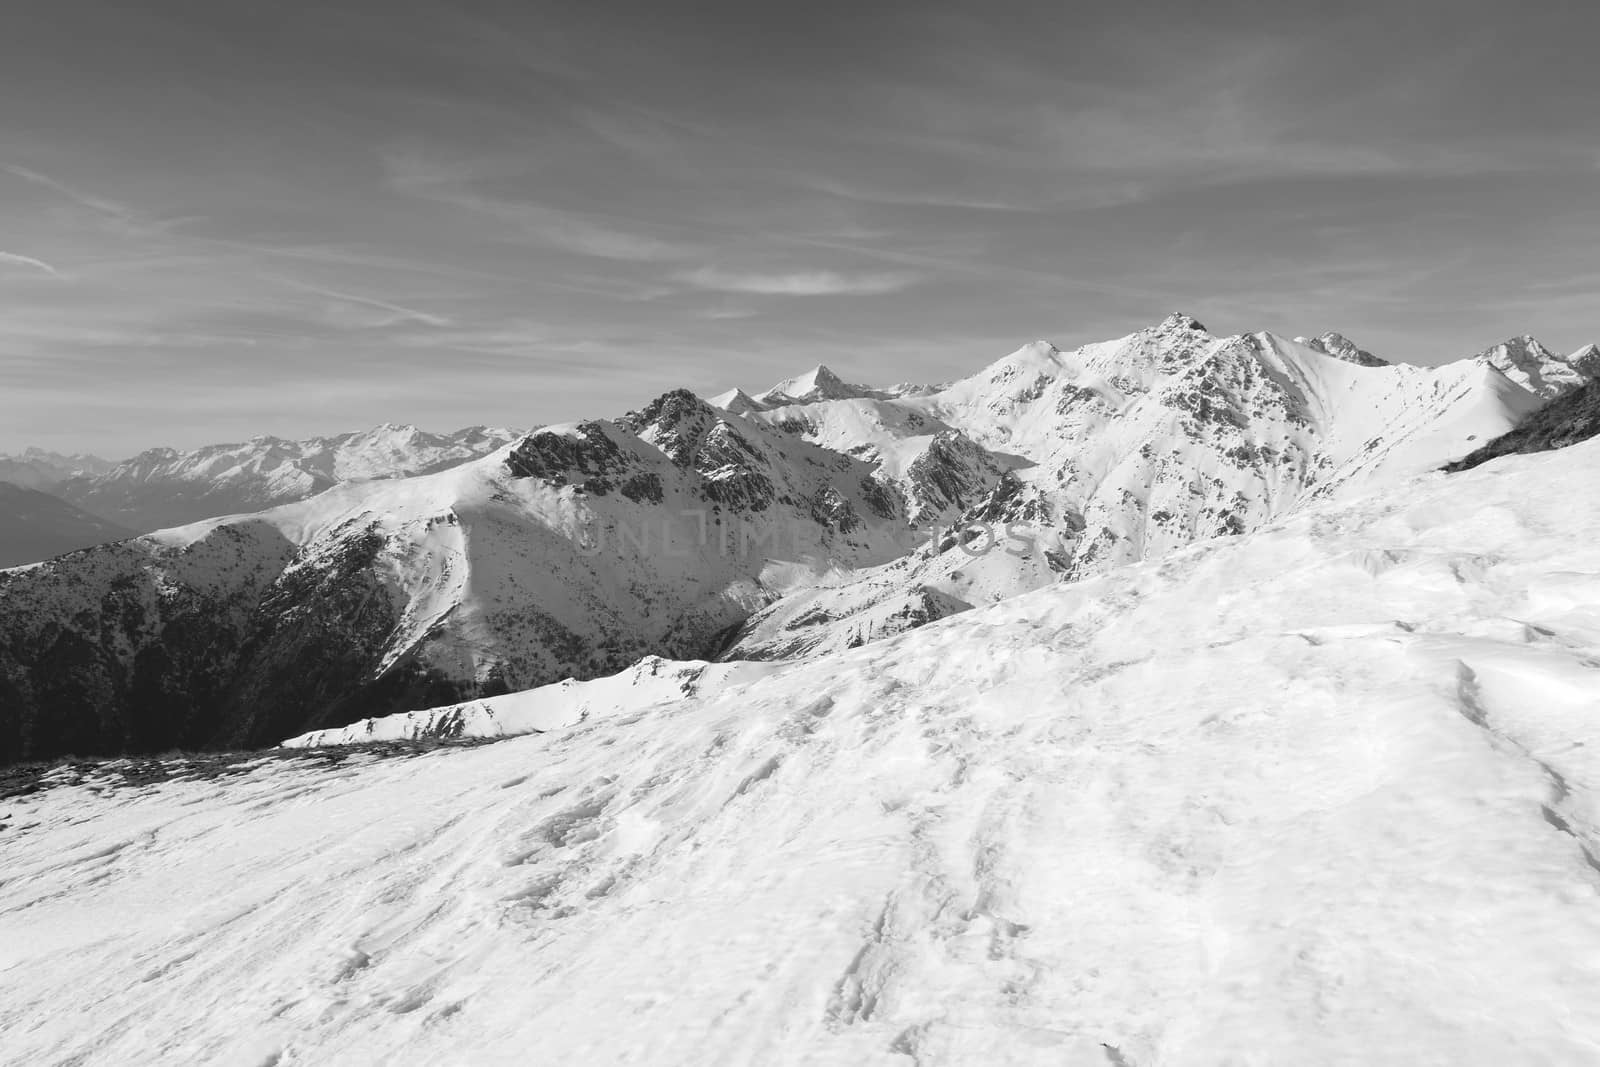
6 439 1600 1064
283 656 785 746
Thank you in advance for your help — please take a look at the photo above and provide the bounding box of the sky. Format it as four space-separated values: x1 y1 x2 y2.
2 0 1598 457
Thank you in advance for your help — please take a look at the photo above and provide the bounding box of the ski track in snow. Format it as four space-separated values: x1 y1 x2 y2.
5 443 1600 1064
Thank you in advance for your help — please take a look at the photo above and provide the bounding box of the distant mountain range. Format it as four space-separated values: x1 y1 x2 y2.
0 424 520 568
0 448 114 490
49 424 522 533
1 318 1596 763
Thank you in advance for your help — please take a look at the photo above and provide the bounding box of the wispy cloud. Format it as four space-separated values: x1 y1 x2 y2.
796 176 1042 212
678 267 919 296
0 250 60 276
3 164 134 219
288 282 453 329
693 306 759 320
2 163 196 237
383 149 695 262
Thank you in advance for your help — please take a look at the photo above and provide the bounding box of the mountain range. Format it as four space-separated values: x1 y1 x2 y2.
48 423 522 533
1 317 1595 763
0 448 114 490
0 425 519 568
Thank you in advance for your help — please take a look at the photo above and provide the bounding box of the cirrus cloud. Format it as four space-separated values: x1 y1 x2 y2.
678 267 919 296
0 250 61 276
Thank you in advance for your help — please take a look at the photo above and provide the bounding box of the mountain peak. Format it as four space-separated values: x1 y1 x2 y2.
758 363 880 407
706 387 767 415
1475 335 1585 400
1568 343 1600 378
1156 313 1207 334
1294 332 1387 367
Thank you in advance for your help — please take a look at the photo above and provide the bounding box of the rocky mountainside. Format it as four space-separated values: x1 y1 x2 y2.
0 483 136 567
1444 377 1600 473
54 424 520 533
1569 342 1600 378
0 317 1558 763
0 448 115 491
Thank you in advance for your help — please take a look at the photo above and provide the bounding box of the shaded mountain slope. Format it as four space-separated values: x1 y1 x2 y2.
1444 377 1600 473
0 483 135 567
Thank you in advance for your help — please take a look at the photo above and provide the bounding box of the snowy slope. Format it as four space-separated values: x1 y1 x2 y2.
6 439 1600 1064
57 424 520 532
1445 377 1600 473
283 656 785 746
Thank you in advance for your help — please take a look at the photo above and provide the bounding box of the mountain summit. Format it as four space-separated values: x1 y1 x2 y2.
1295 332 1387 367
1474 335 1594 399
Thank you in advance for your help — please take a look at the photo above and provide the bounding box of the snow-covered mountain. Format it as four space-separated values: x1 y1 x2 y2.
714 315 1541 658
707 363 935 414
0 395 914 761
0 483 136 568
55 424 520 533
1473 334 1595 399
1293 330 1387 366
1569 342 1600 378
7 437 1600 1065
0 317 1558 762
0 447 114 491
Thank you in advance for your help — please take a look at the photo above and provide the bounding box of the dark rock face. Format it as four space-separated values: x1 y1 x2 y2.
505 422 628 486
1443 379 1600 473
904 431 1005 520
0 521 476 765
